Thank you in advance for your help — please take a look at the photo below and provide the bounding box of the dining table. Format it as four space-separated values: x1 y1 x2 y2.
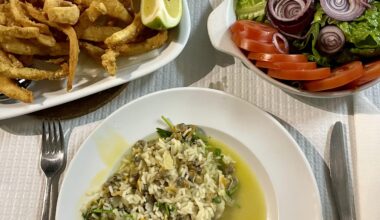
0 0 379 220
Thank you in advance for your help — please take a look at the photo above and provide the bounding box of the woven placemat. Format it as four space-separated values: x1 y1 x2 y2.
32 83 128 120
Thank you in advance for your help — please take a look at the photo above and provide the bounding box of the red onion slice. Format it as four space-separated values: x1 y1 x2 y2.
317 25 345 54
360 0 371 8
279 30 308 39
320 0 367 21
270 0 311 22
267 0 315 36
272 33 289 53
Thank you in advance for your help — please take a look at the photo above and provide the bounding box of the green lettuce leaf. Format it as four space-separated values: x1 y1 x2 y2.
293 5 331 66
337 2 380 50
235 0 266 21
292 4 358 66
350 47 380 57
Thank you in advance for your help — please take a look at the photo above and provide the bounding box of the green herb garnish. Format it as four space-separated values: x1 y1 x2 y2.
212 196 222 203
156 127 172 138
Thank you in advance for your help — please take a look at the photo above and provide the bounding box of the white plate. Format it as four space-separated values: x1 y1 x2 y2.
0 0 191 120
56 88 322 220
207 0 380 98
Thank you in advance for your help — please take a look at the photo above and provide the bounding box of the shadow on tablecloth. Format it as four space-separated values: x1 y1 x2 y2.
272 115 339 220
288 93 355 115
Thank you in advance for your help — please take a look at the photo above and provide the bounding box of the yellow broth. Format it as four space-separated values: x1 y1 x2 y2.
207 138 266 220
92 131 130 187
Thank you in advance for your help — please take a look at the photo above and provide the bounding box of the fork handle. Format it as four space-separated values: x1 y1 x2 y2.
42 177 52 220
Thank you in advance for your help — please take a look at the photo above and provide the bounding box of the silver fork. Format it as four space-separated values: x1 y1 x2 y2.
40 120 65 220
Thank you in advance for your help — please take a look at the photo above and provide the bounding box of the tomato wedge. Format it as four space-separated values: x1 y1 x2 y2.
303 61 364 91
230 20 278 40
256 61 317 70
268 68 331 80
347 60 380 87
232 33 287 53
248 53 308 62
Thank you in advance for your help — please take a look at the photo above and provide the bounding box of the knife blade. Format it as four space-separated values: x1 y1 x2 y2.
330 121 356 220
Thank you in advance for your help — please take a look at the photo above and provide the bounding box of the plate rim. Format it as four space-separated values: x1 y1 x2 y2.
0 0 191 120
56 87 323 220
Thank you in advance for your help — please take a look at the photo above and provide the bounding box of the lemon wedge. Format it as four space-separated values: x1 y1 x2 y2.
141 0 182 30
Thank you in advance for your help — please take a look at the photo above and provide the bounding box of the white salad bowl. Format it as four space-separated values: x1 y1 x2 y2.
207 0 380 98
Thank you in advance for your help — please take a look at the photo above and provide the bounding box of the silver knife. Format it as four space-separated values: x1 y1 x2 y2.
330 121 356 220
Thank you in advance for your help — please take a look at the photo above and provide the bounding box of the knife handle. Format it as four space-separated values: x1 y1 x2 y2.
330 122 356 220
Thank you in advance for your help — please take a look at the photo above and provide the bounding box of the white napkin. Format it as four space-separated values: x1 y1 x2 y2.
353 92 380 220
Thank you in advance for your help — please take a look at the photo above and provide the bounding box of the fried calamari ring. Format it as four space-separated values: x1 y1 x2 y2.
80 41 105 62
117 31 168 56
81 26 122 42
0 62 68 80
0 75 33 103
0 50 32 103
59 26 79 91
24 3 79 91
0 25 40 38
105 14 144 47
47 2 80 25
9 0 51 34
101 49 119 75
0 38 68 56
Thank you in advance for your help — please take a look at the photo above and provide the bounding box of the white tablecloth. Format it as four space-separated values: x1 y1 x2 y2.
0 1 379 219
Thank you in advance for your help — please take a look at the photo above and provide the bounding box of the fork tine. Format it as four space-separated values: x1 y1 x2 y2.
42 120 48 154
52 120 58 154
48 120 54 154
58 120 64 152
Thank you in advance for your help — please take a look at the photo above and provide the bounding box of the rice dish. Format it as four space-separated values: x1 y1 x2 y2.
82 120 239 220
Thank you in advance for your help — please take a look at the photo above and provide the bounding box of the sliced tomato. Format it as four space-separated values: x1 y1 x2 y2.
232 33 287 53
347 60 380 87
248 53 308 62
303 61 364 91
256 61 317 70
231 20 277 36
268 68 331 80
230 20 278 43
232 29 275 43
